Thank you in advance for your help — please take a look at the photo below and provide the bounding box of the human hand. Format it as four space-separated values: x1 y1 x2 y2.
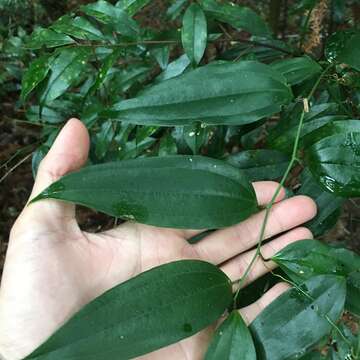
0 119 317 360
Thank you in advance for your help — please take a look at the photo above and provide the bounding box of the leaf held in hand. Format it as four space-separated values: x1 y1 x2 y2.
31 155 258 229
25 260 233 360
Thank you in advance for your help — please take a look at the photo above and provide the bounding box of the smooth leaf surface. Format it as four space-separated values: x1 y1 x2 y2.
302 119 360 148
271 56 322 85
297 168 343 237
21 55 52 101
26 28 75 49
273 239 360 315
95 121 116 159
106 61 293 126
155 54 191 82
226 149 290 181
305 131 360 196
205 311 256 360
116 0 152 16
32 155 258 229
326 29 360 71
40 48 91 104
25 260 233 360
250 275 346 360
88 49 120 95
81 1 139 37
51 15 105 41
181 3 207 65
150 46 170 70
199 0 270 36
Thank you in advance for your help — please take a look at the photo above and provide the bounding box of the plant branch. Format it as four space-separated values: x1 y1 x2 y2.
232 64 333 308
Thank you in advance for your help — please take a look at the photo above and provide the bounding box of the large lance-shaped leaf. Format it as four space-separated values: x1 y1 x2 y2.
250 275 346 360
199 0 270 36
40 48 91 104
205 311 256 360
24 260 233 360
106 61 293 126
181 3 207 65
270 56 322 86
31 155 258 229
272 239 360 316
305 130 360 197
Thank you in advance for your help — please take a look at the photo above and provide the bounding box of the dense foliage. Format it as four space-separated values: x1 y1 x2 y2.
1 0 360 359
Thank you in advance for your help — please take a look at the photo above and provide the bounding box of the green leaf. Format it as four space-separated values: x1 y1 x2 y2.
26 27 75 49
226 149 290 181
95 121 116 159
325 29 360 71
158 133 178 156
40 48 91 104
297 168 343 237
32 145 49 178
118 137 156 160
346 271 360 316
167 0 188 20
267 102 345 153
199 0 270 36
88 49 120 95
155 54 191 82
181 3 207 65
51 15 105 41
116 0 151 16
270 56 322 85
205 311 256 360
150 46 170 70
31 155 258 229
24 260 232 360
305 130 360 196
81 1 139 37
106 61 293 126
183 122 209 154
21 54 52 101
302 119 360 148
272 239 360 316
250 275 346 360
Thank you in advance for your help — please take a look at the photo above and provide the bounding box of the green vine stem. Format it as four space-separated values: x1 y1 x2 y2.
232 63 333 308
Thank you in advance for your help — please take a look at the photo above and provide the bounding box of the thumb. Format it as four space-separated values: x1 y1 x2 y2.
23 118 90 225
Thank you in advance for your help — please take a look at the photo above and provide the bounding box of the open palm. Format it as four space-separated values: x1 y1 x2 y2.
0 119 316 360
